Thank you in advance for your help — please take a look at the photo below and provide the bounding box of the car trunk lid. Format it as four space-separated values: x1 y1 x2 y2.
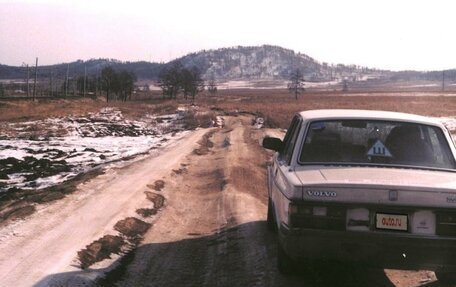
294 166 456 207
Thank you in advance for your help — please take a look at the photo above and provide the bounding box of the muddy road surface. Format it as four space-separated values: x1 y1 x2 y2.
111 116 440 287
0 116 445 287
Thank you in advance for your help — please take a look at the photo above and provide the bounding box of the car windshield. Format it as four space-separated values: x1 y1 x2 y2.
299 120 456 170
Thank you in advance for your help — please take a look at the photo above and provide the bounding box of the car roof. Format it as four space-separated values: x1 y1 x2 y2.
298 109 444 127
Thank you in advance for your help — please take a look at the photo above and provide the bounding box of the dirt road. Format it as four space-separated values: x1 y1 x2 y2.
0 116 444 287
114 116 439 287
0 130 207 287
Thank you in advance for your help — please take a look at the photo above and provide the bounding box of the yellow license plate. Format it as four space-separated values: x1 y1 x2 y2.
376 213 408 231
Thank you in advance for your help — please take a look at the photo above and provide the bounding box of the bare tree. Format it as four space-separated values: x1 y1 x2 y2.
157 62 183 99
182 67 204 104
99 68 137 102
207 74 218 96
180 68 192 100
157 63 204 103
101 67 116 102
118 70 136 101
287 69 305 100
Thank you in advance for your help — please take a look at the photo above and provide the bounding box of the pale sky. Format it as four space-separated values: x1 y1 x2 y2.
1 0 455 71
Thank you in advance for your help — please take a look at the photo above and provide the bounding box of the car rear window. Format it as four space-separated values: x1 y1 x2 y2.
299 120 456 170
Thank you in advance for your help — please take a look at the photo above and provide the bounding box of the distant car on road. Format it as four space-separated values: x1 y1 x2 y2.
263 109 456 283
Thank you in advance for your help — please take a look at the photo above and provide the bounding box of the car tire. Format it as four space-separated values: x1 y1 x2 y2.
436 271 456 284
277 243 295 275
267 198 277 233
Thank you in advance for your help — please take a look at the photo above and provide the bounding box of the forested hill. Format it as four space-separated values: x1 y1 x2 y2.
170 45 378 81
1 45 453 82
0 59 162 81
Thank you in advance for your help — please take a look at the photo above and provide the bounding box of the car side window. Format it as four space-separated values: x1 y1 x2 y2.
280 116 301 165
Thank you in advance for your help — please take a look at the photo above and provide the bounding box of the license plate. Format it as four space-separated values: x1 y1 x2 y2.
376 213 408 231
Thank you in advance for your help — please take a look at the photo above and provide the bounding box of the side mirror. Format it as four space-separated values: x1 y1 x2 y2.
262 137 284 152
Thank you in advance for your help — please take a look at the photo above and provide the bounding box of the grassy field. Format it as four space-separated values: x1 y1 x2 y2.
207 89 456 128
0 97 178 122
1 89 456 129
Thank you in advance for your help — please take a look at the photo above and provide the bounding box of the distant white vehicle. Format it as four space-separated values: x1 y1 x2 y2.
263 109 456 283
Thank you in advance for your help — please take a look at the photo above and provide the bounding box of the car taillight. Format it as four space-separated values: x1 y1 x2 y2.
289 204 345 230
437 212 456 236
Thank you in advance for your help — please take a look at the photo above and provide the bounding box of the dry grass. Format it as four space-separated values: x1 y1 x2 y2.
181 110 216 130
2 89 456 130
0 97 179 122
200 89 456 128
0 98 101 122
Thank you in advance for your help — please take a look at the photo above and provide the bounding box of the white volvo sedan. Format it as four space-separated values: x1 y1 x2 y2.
263 109 456 282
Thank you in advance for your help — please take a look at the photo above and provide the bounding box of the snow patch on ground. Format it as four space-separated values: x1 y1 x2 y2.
215 79 341 90
0 107 189 191
399 84 439 88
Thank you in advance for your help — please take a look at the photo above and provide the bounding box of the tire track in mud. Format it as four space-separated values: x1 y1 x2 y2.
112 129 223 286
200 117 293 287
115 117 298 287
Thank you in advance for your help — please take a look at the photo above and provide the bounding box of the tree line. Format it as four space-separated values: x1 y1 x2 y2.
99 67 136 102
0 58 138 101
158 62 216 103
71 68 136 101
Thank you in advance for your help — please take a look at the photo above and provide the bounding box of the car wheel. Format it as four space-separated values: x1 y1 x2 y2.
436 271 456 284
277 243 295 275
267 198 277 232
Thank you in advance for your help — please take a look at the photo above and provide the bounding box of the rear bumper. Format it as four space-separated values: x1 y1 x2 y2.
279 224 456 271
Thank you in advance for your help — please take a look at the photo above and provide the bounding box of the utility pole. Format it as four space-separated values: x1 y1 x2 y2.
83 65 87 97
65 63 69 97
442 70 445 92
33 57 38 101
95 68 99 98
49 68 53 97
26 64 30 98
